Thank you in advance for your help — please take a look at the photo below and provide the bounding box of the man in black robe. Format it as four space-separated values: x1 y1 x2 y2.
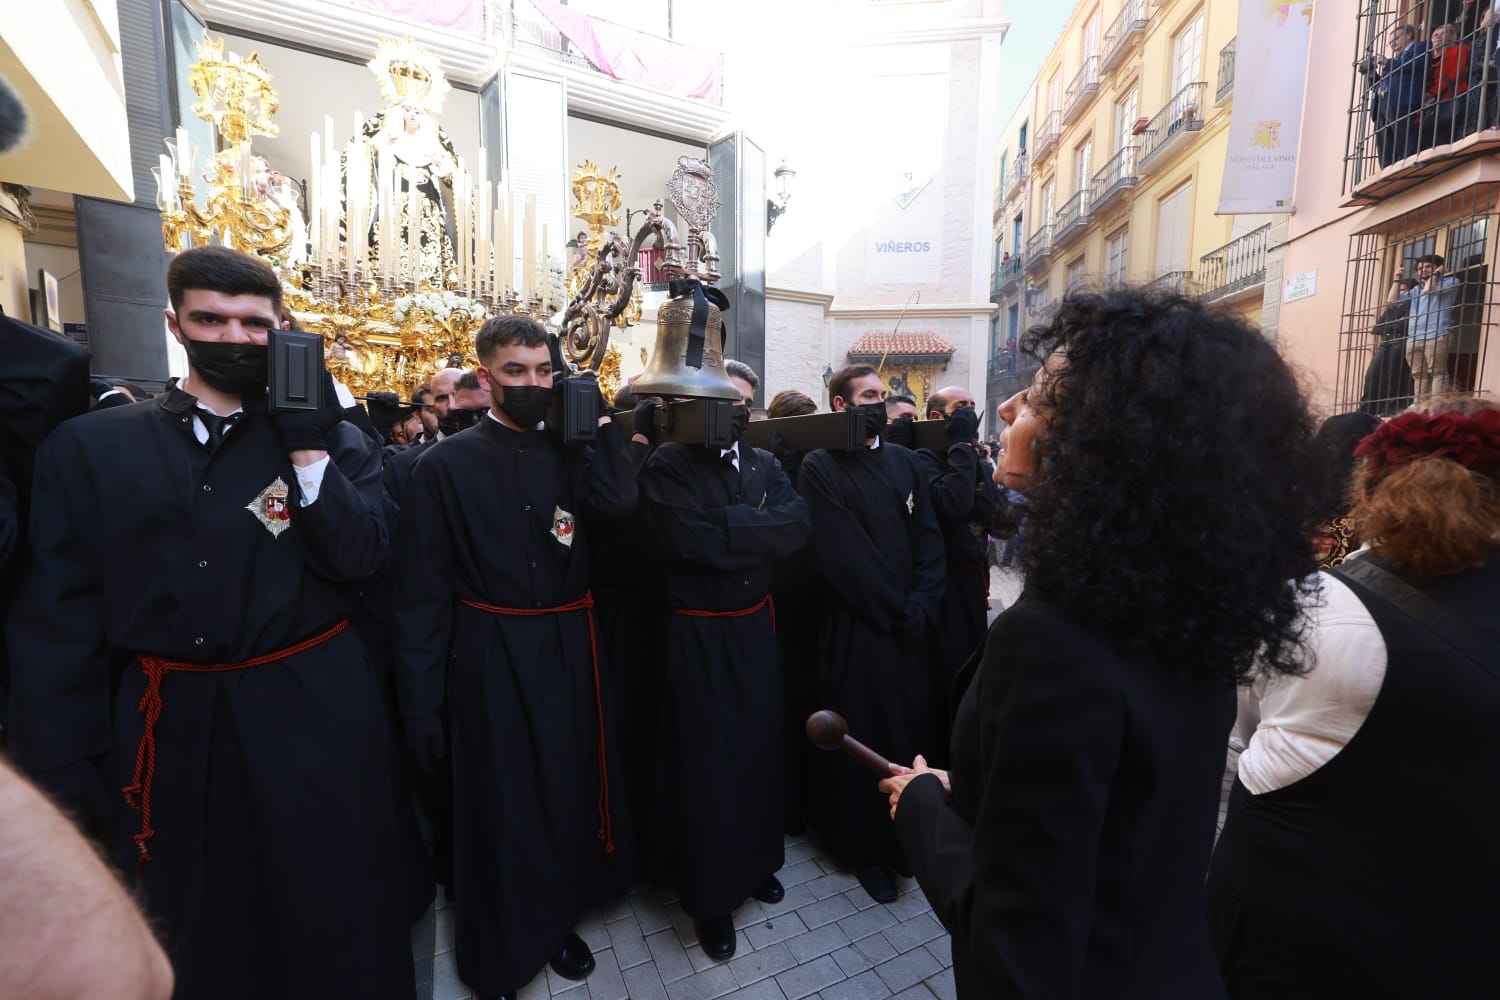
914 386 1000 768
6 245 416 999
637 370 811 960
395 315 636 1000
798 363 944 904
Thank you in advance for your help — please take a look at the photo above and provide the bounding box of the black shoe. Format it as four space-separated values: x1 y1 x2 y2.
751 875 785 904
549 932 595 981
857 864 898 904
695 914 737 960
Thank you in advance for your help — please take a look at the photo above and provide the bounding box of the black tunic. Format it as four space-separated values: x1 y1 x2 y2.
7 390 415 1000
914 443 1001 768
638 441 811 917
395 415 637 997
895 595 1234 998
798 441 944 870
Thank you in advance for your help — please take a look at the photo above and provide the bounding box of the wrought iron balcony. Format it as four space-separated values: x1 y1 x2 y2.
1063 56 1101 125
1091 145 1139 212
1148 270 1194 294
988 351 1020 379
1197 223 1270 303
1137 81 1207 172
1025 225 1056 271
1054 189 1093 246
992 255 1023 298
1216 38 1236 105
1102 0 1148 73
1033 297 1061 325
1006 152 1030 201
1034 111 1062 163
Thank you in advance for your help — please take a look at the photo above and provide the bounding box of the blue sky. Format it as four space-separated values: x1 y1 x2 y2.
996 1 1077 128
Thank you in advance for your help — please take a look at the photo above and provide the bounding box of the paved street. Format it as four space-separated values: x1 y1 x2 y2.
415 567 1025 1000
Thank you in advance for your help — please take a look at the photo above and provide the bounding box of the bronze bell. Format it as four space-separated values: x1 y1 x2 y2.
634 288 742 400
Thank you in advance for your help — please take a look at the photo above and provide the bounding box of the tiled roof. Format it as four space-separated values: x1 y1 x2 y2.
847 331 956 358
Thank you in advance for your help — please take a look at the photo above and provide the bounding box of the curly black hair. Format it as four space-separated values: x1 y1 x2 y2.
1019 288 1317 682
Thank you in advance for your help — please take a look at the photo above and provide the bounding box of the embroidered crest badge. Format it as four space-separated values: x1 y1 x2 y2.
246 476 293 537
906 492 915 515
551 506 576 547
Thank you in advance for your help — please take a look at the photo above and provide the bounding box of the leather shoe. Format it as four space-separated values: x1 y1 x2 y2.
695 914 737 960
751 875 785 904
549 932 595 981
857 864 898 904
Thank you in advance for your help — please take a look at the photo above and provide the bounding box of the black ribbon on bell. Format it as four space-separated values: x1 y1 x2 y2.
667 279 731 369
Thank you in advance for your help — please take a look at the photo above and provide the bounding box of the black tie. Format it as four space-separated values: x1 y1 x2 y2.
198 409 240 452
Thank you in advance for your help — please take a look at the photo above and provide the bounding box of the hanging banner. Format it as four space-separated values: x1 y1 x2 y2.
1217 1 1314 214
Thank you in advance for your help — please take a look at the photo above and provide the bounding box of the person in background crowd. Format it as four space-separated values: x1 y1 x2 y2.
1464 6 1499 132
1306 412 1382 569
914 386 1000 769
1361 280 1418 415
412 383 439 442
1422 23 1470 148
8 245 416 999
885 393 919 426
799 363 944 904
768 389 817 420
1391 254 1461 401
882 288 1318 999
1372 23 1429 166
724 358 760 409
429 366 461 437
396 316 635 1000
1209 394 1500 999
637 360 810 958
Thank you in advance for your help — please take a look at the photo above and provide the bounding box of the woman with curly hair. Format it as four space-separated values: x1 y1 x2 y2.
878 287 1318 999
1208 394 1500 999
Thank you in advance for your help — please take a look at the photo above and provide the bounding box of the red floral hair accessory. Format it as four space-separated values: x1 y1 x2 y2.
1354 408 1500 481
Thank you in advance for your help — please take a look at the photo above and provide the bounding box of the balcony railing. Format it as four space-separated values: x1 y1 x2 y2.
1091 145 1139 212
1034 111 1062 162
1063 56 1101 125
1006 152 1030 200
1148 270 1194 294
1025 225 1056 270
988 351 1020 379
1033 298 1060 325
1054 189 1093 245
1216 38 1236 105
1198 223 1270 302
1138 81 1207 172
1102 0 1148 73
992 255 1023 298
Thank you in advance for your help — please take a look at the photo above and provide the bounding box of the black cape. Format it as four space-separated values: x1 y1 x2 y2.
914 442 1001 767
798 441 945 869
638 441 811 917
395 416 638 996
7 390 415 1000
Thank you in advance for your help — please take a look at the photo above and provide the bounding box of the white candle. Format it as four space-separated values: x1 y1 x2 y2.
379 151 395 283
540 224 549 308
407 179 420 285
308 133 321 260
493 206 503 296
456 161 469 293
498 190 511 294
175 126 191 178
522 194 536 302
156 154 175 211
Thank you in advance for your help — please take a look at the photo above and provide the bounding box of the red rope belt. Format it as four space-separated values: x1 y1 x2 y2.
124 619 350 871
459 592 614 854
673 593 776 633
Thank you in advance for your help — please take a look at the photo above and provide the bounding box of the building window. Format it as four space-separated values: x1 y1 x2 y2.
1172 12 1206 94
1048 72 1062 114
998 151 1008 195
1106 227 1130 285
1074 136 1094 194
1083 10 1101 62
1154 182 1194 279
1066 255 1088 292
1114 89 1139 151
990 315 1001 360
1012 213 1025 252
1337 183 1497 414
1018 121 1028 151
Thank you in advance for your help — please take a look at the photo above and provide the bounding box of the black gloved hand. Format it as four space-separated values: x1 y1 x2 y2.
885 416 916 449
946 406 980 446
632 397 661 444
768 430 805 482
403 714 447 778
271 371 344 451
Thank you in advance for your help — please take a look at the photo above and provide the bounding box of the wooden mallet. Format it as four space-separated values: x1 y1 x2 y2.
806 710 896 777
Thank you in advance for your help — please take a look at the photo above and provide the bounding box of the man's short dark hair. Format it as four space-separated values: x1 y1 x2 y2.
414 383 434 404
768 389 817 418
1395 24 1417 42
475 315 549 363
1418 253 1446 266
828 364 878 407
166 245 282 316
455 369 483 392
886 393 917 413
724 359 760 391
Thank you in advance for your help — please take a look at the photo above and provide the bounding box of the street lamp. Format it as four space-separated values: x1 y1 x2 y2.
766 159 795 233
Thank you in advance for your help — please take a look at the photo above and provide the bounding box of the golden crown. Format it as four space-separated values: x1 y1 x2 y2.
367 36 450 112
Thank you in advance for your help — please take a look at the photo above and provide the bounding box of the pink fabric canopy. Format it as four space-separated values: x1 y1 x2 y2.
527 0 722 103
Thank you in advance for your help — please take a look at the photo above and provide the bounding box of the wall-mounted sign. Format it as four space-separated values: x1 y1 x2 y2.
1283 269 1317 303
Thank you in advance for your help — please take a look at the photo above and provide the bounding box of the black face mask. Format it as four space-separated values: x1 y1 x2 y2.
446 407 486 432
729 404 750 444
847 401 887 439
497 385 553 429
884 415 916 449
183 340 268 398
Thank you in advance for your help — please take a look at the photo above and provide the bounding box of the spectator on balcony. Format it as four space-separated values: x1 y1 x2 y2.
1421 24 1471 148
1371 24 1429 166
1389 255 1461 401
1360 281 1417 416
1209 394 1500 1000
1464 7 1500 132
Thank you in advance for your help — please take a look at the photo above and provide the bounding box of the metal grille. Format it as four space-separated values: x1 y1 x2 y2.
1335 183 1498 415
1345 1 1499 193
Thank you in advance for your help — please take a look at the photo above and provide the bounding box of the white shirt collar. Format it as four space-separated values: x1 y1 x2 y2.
720 440 741 470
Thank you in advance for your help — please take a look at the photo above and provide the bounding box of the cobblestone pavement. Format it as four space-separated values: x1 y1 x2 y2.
415 568 1029 1000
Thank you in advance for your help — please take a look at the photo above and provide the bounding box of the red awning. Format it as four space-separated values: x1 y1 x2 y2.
527 0 722 102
